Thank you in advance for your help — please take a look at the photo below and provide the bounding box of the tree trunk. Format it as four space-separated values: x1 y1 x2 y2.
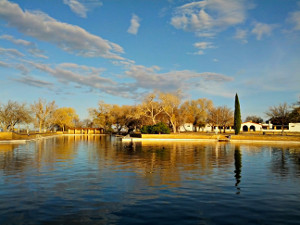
171 121 176 133
152 118 156 125
39 121 42 133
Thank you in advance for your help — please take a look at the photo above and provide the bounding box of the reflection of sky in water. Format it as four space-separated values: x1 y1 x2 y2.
0 136 300 225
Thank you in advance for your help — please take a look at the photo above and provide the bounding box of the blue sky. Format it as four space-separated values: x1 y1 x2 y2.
0 0 299 120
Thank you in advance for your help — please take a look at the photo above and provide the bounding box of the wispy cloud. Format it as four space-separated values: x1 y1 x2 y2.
0 34 48 58
127 14 140 35
251 22 278 40
0 47 24 57
0 0 123 59
287 10 300 31
171 0 248 37
234 28 248 43
0 60 9 67
13 76 53 88
193 41 215 54
13 58 234 98
63 0 88 18
122 65 234 97
63 0 103 18
27 61 115 90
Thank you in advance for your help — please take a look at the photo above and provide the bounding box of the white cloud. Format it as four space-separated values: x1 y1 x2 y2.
63 0 103 18
127 14 140 35
0 34 32 46
63 0 88 18
22 60 121 95
0 0 124 59
0 47 24 57
123 65 234 96
171 0 247 36
234 28 248 43
194 41 214 49
251 22 278 40
0 60 9 67
287 10 300 31
13 76 53 88
193 41 215 55
0 34 48 58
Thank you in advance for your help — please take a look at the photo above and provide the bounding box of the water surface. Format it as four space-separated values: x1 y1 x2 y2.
0 135 300 225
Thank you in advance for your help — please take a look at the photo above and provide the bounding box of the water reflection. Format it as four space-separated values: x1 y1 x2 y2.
1 137 300 180
270 146 300 178
234 146 242 194
1 136 300 225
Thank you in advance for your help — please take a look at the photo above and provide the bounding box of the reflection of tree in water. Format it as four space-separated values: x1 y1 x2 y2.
0 135 102 175
270 147 300 178
106 141 236 187
234 145 242 194
0 144 33 176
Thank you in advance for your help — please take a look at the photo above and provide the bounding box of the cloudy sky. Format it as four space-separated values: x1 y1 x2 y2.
0 0 299 120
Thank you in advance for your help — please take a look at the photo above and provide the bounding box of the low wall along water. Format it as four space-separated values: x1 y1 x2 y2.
0 132 57 140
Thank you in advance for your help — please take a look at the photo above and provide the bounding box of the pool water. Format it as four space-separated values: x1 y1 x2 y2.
0 135 300 225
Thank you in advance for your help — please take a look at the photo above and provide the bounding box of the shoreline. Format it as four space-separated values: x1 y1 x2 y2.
1 133 299 144
122 133 300 143
121 137 300 144
0 133 106 144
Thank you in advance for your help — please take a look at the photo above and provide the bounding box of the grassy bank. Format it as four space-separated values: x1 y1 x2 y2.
141 132 300 142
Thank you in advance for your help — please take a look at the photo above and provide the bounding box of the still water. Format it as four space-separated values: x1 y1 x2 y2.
0 135 300 225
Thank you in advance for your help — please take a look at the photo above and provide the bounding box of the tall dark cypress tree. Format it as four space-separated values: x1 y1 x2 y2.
234 93 241 135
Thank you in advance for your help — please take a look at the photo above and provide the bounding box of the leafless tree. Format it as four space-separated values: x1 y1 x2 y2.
265 102 290 133
31 99 56 132
159 92 181 133
180 98 213 131
139 93 163 125
219 106 234 133
0 100 32 131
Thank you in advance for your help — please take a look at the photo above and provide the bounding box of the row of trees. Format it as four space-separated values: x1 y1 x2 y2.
0 99 79 132
89 91 235 134
88 92 300 134
1 93 299 134
241 100 300 133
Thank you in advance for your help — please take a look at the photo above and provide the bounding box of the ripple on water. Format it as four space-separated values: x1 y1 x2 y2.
1 138 300 225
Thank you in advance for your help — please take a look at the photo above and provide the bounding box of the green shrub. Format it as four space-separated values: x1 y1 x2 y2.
141 125 152 134
141 122 170 134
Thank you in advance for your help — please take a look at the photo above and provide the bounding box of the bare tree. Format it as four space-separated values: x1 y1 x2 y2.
218 106 233 133
265 102 290 133
0 100 32 131
289 97 300 122
139 93 163 125
31 99 56 132
245 115 263 123
180 98 213 132
207 106 234 133
207 107 220 132
159 92 181 133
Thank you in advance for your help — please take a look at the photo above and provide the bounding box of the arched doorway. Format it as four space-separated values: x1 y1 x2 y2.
243 125 248 132
250 125 255 131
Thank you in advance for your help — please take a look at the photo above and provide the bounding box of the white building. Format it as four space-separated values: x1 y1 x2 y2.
289 123 300 132
179 123 195 132
179 123 217 132
241 121 262 132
